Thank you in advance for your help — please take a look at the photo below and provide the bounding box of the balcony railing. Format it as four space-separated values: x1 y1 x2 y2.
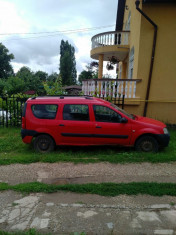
82 79 141 99
91 31 130 50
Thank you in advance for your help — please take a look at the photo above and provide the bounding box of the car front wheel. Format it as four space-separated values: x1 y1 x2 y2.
135 136 159 152
34 134 55 153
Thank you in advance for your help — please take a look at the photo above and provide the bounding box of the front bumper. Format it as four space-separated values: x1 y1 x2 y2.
156 134 170 148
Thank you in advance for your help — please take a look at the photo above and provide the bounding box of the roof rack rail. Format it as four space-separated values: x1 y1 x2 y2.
85 96 93 100
29 95 94 101
30 95 93 98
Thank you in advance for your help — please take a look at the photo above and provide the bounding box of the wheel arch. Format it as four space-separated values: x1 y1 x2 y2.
134 133 159 148
33 132 56 146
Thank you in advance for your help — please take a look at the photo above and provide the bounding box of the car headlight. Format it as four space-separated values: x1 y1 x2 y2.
163 128 169 134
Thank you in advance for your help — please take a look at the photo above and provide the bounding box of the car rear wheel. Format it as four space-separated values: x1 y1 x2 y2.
135 136 159 152
34 134 55 153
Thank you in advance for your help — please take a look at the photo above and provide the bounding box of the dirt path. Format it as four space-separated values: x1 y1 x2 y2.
0 162 176 185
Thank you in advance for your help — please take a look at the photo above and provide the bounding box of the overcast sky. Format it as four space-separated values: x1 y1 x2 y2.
0 0 118 77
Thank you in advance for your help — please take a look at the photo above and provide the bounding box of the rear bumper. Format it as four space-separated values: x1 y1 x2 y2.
156 134 170 147
21 129 37 143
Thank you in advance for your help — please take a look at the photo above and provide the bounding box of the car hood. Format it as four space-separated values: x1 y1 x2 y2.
135 116 166 128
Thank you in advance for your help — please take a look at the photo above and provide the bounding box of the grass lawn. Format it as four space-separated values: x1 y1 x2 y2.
1 181 176 197
0 127 176 165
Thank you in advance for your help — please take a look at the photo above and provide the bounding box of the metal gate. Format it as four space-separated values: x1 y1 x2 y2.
0 96 27 127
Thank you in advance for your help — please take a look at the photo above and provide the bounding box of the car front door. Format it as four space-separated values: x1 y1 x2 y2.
59 104 94 145
92 105 132 146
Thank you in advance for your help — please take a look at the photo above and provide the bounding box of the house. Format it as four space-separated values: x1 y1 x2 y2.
85 0 176 124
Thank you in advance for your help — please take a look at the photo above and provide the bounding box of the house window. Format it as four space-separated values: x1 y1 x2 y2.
124 11 131 44
127 11 131 30
125 21 128 30
128 47 134 79
119 65 122 79
125 11 131 30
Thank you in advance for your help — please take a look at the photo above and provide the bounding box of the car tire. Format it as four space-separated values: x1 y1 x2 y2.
34 134 55 153
135 136 159 153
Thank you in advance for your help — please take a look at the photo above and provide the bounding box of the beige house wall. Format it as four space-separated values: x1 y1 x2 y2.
122 1 176 123
138 3 176 123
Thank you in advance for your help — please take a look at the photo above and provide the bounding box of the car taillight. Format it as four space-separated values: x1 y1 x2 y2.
22 117 26 129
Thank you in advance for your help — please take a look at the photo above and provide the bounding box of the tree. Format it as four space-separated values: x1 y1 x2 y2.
43 75 63 95
35 71 48 82
0 43 14 79
60 40 77 85
16 66 44 95
16 66 33 83
3 76 25 96
78 61 99 85
0 79 6 95
47 72 58 86
78 70 93 85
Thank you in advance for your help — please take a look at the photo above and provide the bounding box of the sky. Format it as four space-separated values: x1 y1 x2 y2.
0 0 118 77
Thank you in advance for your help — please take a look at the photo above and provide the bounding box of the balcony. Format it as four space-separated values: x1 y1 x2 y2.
82 79 142 105
91 31 130 62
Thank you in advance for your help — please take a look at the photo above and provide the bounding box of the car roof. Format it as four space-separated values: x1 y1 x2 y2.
27 96 111 105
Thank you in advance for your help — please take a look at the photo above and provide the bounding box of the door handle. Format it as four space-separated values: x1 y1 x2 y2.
59 124 64 126
96 126 101 128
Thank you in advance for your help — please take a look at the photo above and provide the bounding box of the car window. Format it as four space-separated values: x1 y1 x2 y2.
110 103 134 119
31 104 58 119
63 104 89 121
93 105 122 123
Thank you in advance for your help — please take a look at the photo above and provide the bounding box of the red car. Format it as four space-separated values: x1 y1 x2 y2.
21 96 170 153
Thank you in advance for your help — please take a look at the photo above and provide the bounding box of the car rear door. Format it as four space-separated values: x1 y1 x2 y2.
58 104 94 145
92 105 132 146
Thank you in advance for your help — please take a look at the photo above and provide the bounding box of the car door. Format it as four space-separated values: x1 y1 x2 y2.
92 105 132 146
59 104 94 145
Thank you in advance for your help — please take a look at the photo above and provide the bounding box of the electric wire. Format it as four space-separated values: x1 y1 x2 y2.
0 25 115 42
0 25 115 36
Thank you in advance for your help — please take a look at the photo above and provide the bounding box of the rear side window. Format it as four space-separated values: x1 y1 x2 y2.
63 104 89 121
31 104 58 119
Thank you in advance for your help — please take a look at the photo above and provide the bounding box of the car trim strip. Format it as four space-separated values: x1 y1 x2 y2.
61 133 128 139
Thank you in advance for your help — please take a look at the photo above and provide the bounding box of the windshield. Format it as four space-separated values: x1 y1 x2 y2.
110 103 135 120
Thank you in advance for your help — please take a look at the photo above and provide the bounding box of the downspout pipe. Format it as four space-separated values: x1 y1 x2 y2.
135 0 158 117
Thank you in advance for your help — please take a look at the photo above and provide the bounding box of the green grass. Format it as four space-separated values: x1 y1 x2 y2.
1 181 176 197
0 127 176 165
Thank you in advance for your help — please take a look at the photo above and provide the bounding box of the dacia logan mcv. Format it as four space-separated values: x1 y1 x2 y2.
21 96 170 153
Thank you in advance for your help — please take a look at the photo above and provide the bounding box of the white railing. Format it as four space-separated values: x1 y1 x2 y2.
91 31 130 50
82 79 141 99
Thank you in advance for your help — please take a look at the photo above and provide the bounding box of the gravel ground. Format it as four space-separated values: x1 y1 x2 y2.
0 162 176 185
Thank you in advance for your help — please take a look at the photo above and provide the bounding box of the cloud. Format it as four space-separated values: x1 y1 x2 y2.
1 0 118 76
7 0 117 30
0 0 29 34
3 34 78 74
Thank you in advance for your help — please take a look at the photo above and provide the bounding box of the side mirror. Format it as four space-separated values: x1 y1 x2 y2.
121 117 128 123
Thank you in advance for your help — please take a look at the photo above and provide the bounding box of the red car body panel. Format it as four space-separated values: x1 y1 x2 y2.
21 96 170 149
